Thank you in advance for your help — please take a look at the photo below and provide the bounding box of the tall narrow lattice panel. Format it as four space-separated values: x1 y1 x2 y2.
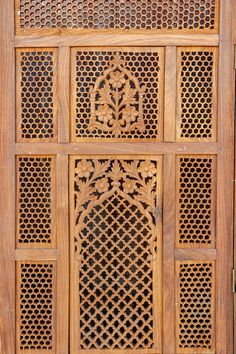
16 49 58 142
176 155 216 248
176 47 218 141
70 157 162 352
16 261 56 353
176 261 216 353
16 156 56 248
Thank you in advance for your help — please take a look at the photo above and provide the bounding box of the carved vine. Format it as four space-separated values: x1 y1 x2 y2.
88 53 146 136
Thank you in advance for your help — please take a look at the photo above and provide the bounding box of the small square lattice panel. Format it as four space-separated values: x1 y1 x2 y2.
16 261 56 353
16 48 58 142
71 48 164 141
70 156 162 351
16 156 56 247
176 47 218 142
16 0 219 34
176 155 216 248
176 261 215 353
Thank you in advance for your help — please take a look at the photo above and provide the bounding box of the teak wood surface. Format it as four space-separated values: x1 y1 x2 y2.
0 0 235 353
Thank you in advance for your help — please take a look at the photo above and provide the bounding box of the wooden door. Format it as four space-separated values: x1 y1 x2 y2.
0 1 235 353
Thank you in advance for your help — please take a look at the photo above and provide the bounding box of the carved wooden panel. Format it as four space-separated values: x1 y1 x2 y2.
176 261 215 353
16 156 56 247
71 48 164 141
16 48 58 142
70 156 162 352
176 47 218 142
16 261 56 353
176 155 216 248
16 0 219 34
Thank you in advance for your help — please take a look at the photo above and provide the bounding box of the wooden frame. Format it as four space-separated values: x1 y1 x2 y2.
0 0 235 353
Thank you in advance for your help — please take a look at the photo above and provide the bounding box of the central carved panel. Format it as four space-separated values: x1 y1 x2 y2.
71 157 162 351
71 48 164 141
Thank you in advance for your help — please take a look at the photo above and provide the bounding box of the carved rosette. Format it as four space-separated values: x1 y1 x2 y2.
74 159 160 264
89 53 146 137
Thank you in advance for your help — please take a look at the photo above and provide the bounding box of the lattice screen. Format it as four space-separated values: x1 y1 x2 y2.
16 261 56 352
16 0 219 33
71 157 162 351
16 49 58 142
71 48 164 141
176 47 218 141
176 155 216 247
176 261 215 353
16 156 56 247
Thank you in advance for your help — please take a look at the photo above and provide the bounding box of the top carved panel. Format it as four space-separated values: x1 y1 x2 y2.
16 0 219 34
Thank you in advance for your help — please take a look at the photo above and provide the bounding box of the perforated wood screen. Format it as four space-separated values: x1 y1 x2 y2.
71 48 164 142
0 0 234 353
70 156 162 351
15 0 220 34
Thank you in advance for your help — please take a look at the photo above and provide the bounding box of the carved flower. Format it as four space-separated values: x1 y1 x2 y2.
95 178 109 193
109 71 126 88
123 179 136 193
138 161 156 178
96 104 113 124
122 104 139 123
75 160 94 178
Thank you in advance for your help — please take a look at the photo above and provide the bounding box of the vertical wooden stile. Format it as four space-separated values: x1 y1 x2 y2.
163 154 175 353
0 0 15 352
164 47 177 142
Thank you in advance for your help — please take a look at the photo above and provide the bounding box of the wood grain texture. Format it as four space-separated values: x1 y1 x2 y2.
216 0 235 352
56 155 69 353
58 47 70 143
163 155 175 354
164 47 176 142
0 0 15 352
15 142 219 155
14 34 220 48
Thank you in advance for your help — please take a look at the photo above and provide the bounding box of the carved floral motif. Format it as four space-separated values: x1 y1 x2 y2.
74 159 160 262
89 53 146 136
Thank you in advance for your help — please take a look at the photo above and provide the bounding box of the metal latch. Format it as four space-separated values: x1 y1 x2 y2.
232 269 236 293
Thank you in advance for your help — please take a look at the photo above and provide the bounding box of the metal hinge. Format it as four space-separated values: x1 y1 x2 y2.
232 269 236 293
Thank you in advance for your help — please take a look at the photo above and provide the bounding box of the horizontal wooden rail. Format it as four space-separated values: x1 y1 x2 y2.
14 142 219 155
15 34 220 48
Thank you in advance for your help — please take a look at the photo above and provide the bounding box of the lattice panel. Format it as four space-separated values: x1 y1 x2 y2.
176 261 215 353
16 262 56 352
16 49 57 142
177 48 218 141
16 0 219 33
16 156 56 247
71 48 164 141
71 157 162 351
176 156 216 247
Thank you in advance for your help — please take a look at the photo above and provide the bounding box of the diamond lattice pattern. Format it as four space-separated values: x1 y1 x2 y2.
79 192 154 349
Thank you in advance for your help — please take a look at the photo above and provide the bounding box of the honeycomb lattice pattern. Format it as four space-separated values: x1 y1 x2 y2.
177 49 217 141
17 49 57 141
73 158 161 349
176 262 215 351
17 262 55 350
72 50 162 140
18 0 218 31
176 156 215 247
17 156 55 245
